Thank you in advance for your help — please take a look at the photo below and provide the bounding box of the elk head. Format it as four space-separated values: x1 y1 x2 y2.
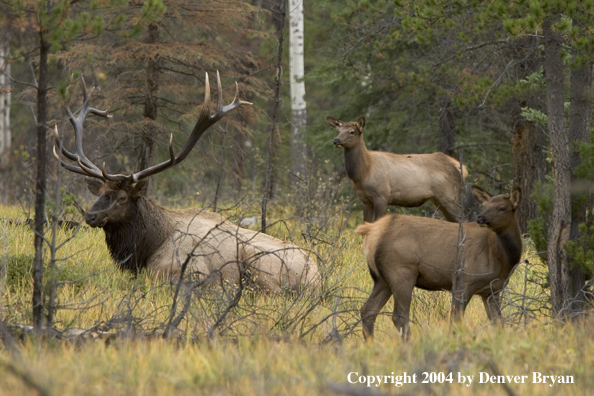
326 115 365 149
472 185 521 233
83 179 148 227
54 72 251 228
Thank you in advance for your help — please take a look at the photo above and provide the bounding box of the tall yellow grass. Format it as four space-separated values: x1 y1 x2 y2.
1 204 590 396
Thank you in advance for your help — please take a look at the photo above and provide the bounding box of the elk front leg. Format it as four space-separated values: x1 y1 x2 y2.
451 294 472 322
481 292 503 323
362 203 375 223
361 275 392 341
433 197 461 223
386 269 417 340
372 198 387 222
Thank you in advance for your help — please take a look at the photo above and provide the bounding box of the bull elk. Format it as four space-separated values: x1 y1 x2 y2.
355 185 522 339
53 73 320 292
326 115 467 222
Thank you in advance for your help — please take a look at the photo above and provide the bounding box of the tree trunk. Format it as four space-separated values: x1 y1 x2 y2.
261 0 285 233
544 17 572 318
32 37 50 330
510 38 548 234
511 118 548 234
231 106 248 193
568 61 592 313
289 0 307 176
138 22 160 194
438 96 455 156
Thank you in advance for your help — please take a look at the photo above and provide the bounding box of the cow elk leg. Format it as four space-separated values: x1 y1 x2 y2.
450 294 472 322
362 203 375 223
387 270 417 341
361 276 392 340
432 197 460 222
372 198 388 222
481 292 503 323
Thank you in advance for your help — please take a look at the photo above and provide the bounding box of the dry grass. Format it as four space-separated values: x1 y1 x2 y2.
1 203 591 396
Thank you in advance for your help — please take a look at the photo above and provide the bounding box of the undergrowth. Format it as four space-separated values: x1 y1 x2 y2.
0 199 589 396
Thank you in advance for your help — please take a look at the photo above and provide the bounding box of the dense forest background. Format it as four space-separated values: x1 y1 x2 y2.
1 0 594 320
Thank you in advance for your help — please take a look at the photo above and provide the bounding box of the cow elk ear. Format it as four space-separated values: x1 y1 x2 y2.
357 115 366 132
325 115 342 129
471 184 492 205
510 187 522 210
132 179 149 197
86 178 104 196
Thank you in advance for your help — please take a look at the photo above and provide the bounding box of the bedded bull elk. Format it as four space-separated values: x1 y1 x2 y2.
326 115 467 222
355 185 522 339
53 73 320 291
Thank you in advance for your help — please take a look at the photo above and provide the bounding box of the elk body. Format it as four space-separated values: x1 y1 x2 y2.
355 185 522 339
54 74 320 292
326 115 467 222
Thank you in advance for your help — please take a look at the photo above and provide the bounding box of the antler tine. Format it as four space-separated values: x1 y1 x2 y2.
67 81 103 172
222 80 252 114
81 77 89 103
100 162 130 182
53 122 79 163
214 71 252 115
204 72 211 113
131 71 251 183
215 70 223 112
53 126 105 179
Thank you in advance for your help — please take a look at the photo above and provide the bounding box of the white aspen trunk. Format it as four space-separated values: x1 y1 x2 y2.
289 0 307 176
0 44 10 157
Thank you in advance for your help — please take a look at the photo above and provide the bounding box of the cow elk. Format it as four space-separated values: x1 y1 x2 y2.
54 74 320 292
326 115 467 222
355 185 522 340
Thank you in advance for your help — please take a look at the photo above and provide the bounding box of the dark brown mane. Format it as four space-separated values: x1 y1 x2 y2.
103 198 174 272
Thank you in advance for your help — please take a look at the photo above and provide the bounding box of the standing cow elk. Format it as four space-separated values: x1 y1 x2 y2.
355 185 522 340
326 115 467 222
54 74 320 291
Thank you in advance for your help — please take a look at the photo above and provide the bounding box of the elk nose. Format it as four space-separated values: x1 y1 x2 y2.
477 214 486 225
84 212 96 224
333 138 341 145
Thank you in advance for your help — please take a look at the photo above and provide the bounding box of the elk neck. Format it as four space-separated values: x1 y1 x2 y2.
492 219 523 270
343 139 371 182
103 197 175 272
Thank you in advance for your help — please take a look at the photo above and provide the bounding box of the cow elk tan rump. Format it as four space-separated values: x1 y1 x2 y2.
326 115 467 222
53 74 320 292
355 185 522 339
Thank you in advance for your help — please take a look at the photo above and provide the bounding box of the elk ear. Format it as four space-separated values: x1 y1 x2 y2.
510 187 522 209
132 179 149 197
357 115 365 132
325 115 343 129
85 178 104 196
471 184 492 205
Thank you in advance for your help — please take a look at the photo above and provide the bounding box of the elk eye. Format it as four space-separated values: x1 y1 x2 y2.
118 196 127 203
349 131 355 135
499 206 506 212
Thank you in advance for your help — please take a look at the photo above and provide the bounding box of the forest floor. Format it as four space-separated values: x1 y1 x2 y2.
0 203 592 396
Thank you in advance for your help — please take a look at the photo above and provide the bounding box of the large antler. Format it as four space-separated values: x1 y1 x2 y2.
53 78 113 181
127 71 251 182
55 71 251 183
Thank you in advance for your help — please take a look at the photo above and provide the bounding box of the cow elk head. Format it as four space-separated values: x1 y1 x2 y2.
326 115 366 149
472 185 521 234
